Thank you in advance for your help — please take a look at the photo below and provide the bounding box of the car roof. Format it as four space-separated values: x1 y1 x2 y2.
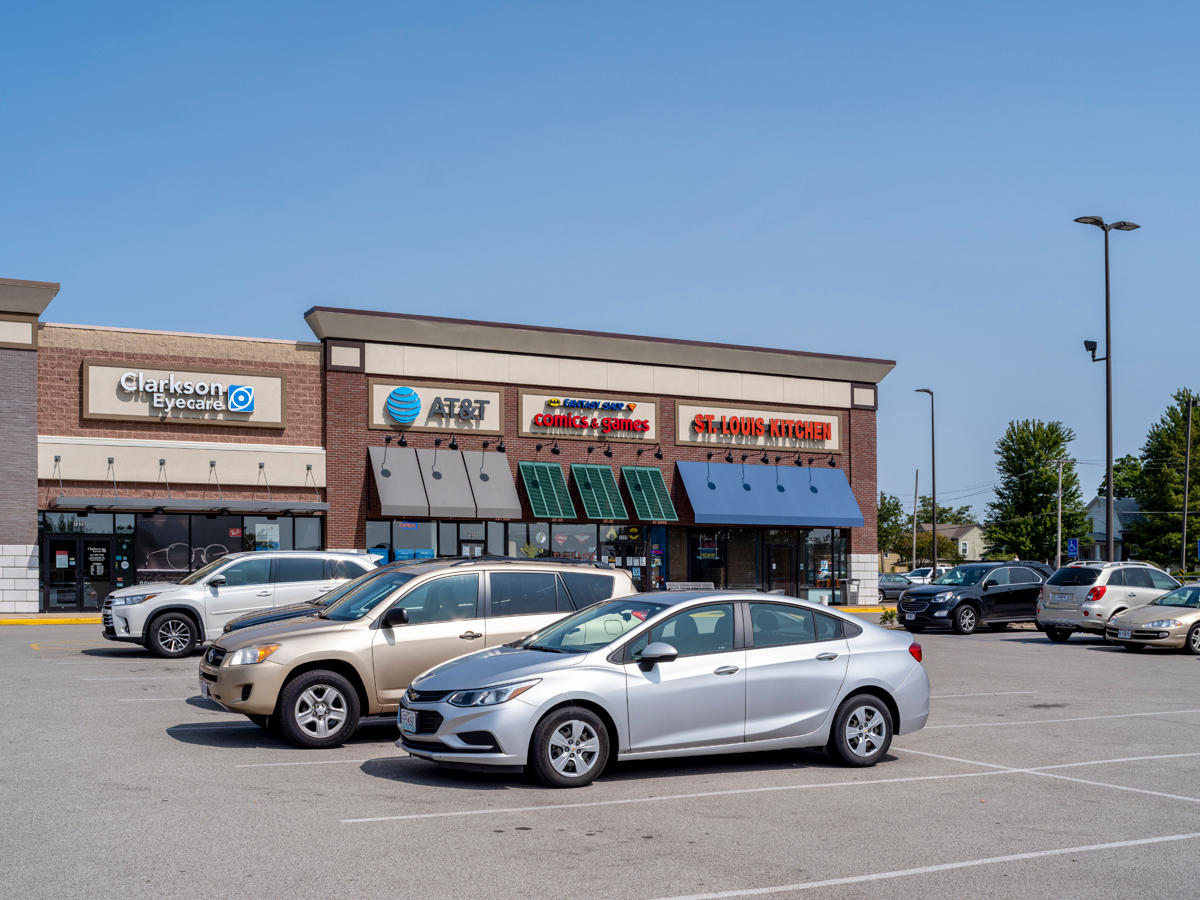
623 590 860 619
374 556 625 576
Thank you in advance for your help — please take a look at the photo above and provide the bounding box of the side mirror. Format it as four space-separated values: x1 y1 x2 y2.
981 581 991 591
207 575 226 587
637 641 678 671
380 607 409 628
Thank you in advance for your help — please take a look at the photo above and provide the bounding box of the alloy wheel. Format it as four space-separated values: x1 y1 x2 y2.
843 704 888 758
958 607 976 633
157 619 192 654
1191 628 1200 654
546 719 601 778
294 684 349 738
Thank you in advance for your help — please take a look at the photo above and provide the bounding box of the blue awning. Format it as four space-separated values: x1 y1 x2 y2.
676 461 864 528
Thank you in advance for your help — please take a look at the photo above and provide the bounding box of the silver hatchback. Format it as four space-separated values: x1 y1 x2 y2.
397 591 930 787
1037 561 1180 642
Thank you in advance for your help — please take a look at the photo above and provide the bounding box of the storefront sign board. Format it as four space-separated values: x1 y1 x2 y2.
676 402 840 451
368 379 504 434
520 391 657 442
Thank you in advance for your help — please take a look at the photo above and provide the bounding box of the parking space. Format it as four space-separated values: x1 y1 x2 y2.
6 624 1200 898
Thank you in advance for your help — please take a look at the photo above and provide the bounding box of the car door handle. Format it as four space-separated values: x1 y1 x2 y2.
316 586 332 593
816 652 839 661
459 631 483 640
1128 592 1137 597
255 590 271 597
713 665 739 675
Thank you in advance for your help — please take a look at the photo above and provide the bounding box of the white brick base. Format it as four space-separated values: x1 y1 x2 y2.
0 544 39 613
848 553 879 605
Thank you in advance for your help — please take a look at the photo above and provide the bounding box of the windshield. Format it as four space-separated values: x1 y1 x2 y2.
933 565 991 586
179 557 230 585
321 571 416 621
314 569 387 607
1047 567 1100 587
1153 586 1200 608
909 569 930 578
515 596 671 654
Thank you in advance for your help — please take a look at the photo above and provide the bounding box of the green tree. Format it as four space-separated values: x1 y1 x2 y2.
913 532 963 567
1122 389 1200 567
983 420 1089 562
1097 454 1143 499
876 492 910 557
915 495 974 526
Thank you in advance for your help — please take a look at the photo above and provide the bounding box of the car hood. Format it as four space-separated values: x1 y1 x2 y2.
224 601 323 630
109 582 183 597
902 583 974 598
413 645 587 690
1112 605 1200 626
215 613 350 650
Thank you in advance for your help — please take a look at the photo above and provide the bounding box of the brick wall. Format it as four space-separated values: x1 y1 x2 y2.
847 407 878 556
0 349 38 544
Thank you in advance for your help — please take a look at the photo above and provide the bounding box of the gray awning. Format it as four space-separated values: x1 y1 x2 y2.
368 446 429 517
415 448 476 518
51 497 328 514
462 450 522 519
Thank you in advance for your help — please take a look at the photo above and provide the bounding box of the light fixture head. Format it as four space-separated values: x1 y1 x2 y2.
535 443 543 453
550 441 560 455
399 434 407 447
159 458 166 466
654 445 663 460
915 388 933 396
587 445 595 454
808 457 816 466
1111 220 1140 231
636 447 644 456
1083 339 1098 353
434 437 443 447
449 437 459 450
794 453 802 466
384 435 393 445
1074 216 1105 227
827 457 837 467
482 440 490 449
496 440 506 453
707 451 714 460
724 451 733 463
741 453 748 462
603 444 613 458
761 453 769 464
209 460 216 467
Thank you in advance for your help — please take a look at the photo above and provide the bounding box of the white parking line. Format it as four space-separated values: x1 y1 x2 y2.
926 707 1200 729
929 691 1036 699
237 759 370 768
648 831 1200 899
340 770 1013 823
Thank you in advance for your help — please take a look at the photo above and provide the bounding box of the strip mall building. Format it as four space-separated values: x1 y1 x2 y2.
0 277 894 614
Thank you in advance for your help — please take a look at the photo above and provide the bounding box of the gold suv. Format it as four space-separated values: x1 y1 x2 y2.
198 558 635 748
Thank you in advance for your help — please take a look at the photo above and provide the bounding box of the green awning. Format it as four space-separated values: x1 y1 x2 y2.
571 464 628 521
518 461 577 519
621 466 678 522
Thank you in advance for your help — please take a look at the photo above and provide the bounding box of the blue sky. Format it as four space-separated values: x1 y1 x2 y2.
5 1 1197 520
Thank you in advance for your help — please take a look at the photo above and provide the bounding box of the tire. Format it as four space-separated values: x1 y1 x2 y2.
987 622 1010 632
828 695 894 767
277 669 361 749
1044 626 1072 643
1120 642 1146 652
952 604 979 635
146 612 198 658
1187 624 1200 656
529 705 609 788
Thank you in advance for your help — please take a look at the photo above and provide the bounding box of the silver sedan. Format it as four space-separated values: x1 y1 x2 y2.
397 591 930 788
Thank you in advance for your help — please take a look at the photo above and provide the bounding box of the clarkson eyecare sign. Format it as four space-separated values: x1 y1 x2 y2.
676 402 839 450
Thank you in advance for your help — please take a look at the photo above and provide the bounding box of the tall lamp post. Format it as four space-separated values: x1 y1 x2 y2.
1182 397 1196 573
915 389 936 577
1075 215 1140 562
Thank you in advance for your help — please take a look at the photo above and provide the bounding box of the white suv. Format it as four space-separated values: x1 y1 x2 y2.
102 551 378 657
1037 561 1180 642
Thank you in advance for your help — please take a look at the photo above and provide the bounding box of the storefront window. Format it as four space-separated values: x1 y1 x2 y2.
295 517 323 551
40 512 116 534
190 515 241 568
726 528 760 590
487 522 505 556
243 516 292 552
508 523 549 558
439 522 458 556
551 524 597 560
115 514 135 535
689 531 726 588
135 514 190 577
393 521 437 560
599 524 649 590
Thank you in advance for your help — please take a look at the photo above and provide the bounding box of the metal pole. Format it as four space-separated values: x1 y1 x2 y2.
930 394 938 577
912 469 919 569
1183 399 1194 573
1055 459 1063 570
1104 226 1115 562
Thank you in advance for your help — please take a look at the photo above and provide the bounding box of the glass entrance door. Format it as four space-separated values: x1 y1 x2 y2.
44 536 113 610
767 544 796 596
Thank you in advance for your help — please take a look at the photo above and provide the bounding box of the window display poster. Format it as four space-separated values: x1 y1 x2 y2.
819 558 831 579
255 522 281 550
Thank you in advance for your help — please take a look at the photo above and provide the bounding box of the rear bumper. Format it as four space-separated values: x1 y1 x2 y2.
1037 604 1106 632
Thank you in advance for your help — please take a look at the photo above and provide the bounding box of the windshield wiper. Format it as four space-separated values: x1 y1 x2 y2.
524 643 569 653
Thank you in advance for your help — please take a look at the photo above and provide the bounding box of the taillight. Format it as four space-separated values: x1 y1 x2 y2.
908 642 922 663
1085 585 1107 603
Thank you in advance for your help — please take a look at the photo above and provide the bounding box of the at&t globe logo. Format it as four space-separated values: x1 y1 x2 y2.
386 386 421 424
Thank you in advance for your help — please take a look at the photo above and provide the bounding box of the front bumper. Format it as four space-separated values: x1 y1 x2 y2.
198 656 289 716
1103 622 1188 648
395 697 540 769
897 602 956 629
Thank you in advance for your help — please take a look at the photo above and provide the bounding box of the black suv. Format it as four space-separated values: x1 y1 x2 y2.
899 561 1055 635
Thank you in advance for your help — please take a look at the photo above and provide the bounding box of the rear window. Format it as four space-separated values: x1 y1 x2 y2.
1124 567 1154 589
330 558 371 580
489 572 559 617
275 556 326 584
1047 567 1100 587
560 573 617 609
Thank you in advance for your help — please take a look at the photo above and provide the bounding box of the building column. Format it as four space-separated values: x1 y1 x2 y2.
0 278 59 613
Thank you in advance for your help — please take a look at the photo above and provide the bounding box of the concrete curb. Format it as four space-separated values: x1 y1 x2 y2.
0 617 102 625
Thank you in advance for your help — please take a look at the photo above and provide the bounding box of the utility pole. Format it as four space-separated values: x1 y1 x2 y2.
912 469 919 569
1182 398 1195 573
1054 458 1065 570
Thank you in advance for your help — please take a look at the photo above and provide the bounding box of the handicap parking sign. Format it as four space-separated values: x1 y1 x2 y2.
1067 538 1079 559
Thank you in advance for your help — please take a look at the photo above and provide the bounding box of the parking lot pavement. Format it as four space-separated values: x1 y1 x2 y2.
6 625 1200 899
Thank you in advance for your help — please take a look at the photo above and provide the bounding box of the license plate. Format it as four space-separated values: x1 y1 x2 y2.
399 708 417 733
1118 629 1132 640
905 613 915 621
199 679 209 699
1053 593 1070 603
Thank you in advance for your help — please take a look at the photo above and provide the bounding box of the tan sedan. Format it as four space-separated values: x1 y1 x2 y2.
1105 586 1200 652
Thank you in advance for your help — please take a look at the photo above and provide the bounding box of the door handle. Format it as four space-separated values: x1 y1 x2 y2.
316 586 332 593
816 652 839 661
459 631 483 640
713 665 739 675
1127 592 1137 597
255 590 271 597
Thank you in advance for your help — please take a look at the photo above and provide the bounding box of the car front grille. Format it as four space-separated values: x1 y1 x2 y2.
407 688 450 703
416 711 443 734
205 646 227 667
1106 627 1169 641
102 598 113 627
901 598 929 613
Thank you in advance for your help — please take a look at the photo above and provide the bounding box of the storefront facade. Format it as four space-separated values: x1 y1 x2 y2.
2 277 891 613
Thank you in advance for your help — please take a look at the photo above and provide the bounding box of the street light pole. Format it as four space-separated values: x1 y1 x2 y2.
1054 458 1065 570
1076 215 1139 562
916 389 936 576
1182 398 1195 574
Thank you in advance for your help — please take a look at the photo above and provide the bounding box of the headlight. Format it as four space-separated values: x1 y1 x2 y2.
447 679 540 707
227 643 281 666
109 593 158 606
1144 619 1183 629
933 591 954 602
